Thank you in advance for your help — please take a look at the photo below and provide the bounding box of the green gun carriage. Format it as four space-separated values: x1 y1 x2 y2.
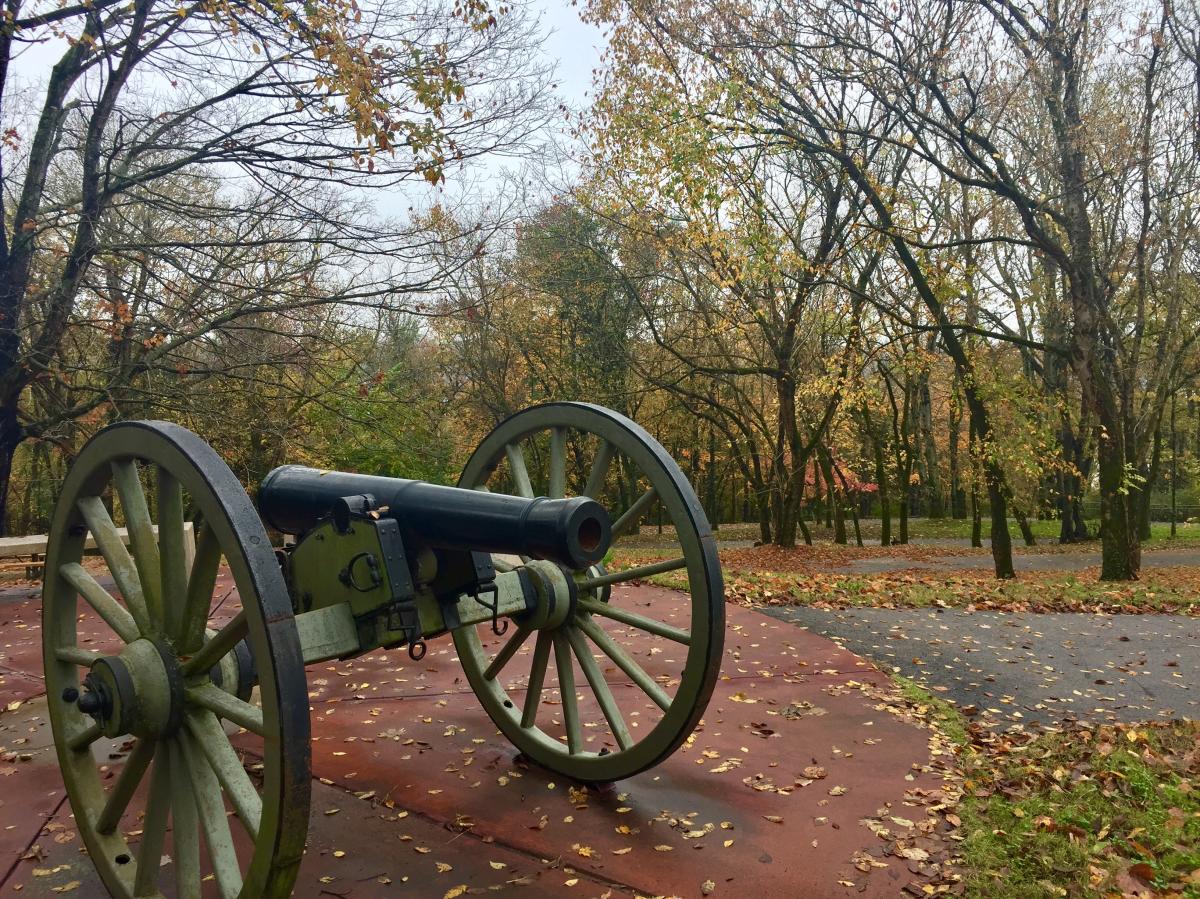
41 402 724 898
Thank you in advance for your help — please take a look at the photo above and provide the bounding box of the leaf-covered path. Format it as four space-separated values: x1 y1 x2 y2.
764 606 1200 729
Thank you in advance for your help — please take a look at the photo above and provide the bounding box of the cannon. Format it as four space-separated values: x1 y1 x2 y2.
40 402 724 898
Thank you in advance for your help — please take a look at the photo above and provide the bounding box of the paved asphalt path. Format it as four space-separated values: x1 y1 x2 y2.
763 605 1200 729
838 546 1199 574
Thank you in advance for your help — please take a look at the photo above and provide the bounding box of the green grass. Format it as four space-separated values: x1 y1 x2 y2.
626 518 1200 548
845 517 1200 545
774 571 1200 613
960 724 1200 898
893 675 970 747
607 553 1200 613
898 680 1200 898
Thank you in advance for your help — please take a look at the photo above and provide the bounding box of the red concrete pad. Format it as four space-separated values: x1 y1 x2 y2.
0 575 947 897
0 590 47 704
0 745 623 899
0 761 66 885
0 671 44 709
297 586 943 897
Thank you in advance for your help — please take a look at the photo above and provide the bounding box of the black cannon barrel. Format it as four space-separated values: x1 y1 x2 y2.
258 466 612 570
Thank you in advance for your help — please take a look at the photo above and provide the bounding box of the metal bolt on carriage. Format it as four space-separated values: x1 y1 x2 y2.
41 402 725 898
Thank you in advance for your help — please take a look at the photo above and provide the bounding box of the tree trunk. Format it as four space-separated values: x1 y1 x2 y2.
861 404 892 546
969 419 983 548
707 424 719 530
1097 436 1141 580
819 446 846 544
757 500 771 544
832 460 864 547
917 373 944 518
0 404 24 536
796 490 813 545
1137 428 1162 541
771 375 806 547
1014 507 1036 546
949 388 966 519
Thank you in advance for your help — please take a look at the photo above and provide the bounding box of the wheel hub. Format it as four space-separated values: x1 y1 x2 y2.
65 639 184 739
518 560 578 630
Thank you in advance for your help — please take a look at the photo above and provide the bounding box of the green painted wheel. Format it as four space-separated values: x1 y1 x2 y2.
42 422 310 899
455 402 724 783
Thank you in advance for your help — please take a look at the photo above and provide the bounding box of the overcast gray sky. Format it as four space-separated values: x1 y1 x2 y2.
535 1 606 110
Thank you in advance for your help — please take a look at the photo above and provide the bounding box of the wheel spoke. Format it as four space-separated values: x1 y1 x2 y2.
576 615 672 711
612 487 658 539
504 443 535 499
180 732 244 899
578 557 687 590
521 632 552 728
55 646 101 667
111 460 163 631
169 738 201 899
75 497 152 635
186 710 262 840
566 627 633 751
548 427 567 498
134 746 172 896
583 439 616 500
157 467 189 639
59 562 140 644
187 682 264 735
96 737 156 834
178 524 221 653
67 720 102 752
483 625 532 681
552 633 582 754
181 610 247 677
578 597 691 645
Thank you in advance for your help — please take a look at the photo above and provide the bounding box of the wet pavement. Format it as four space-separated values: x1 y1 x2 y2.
764 606 1200 729
0 579 950 898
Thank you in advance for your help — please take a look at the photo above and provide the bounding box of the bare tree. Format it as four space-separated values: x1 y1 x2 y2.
0 0 552 529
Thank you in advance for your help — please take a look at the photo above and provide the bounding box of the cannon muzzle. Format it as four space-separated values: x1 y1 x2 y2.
258 466 611 570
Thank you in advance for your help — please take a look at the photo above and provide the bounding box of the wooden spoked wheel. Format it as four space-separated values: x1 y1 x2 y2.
455 402 724 783
42 422 310 899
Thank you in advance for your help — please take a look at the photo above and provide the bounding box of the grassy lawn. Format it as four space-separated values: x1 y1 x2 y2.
628 518 1200 549
899 680 1200 898
860 517 1200 548
608 540 1200 613
715 566 1200 614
